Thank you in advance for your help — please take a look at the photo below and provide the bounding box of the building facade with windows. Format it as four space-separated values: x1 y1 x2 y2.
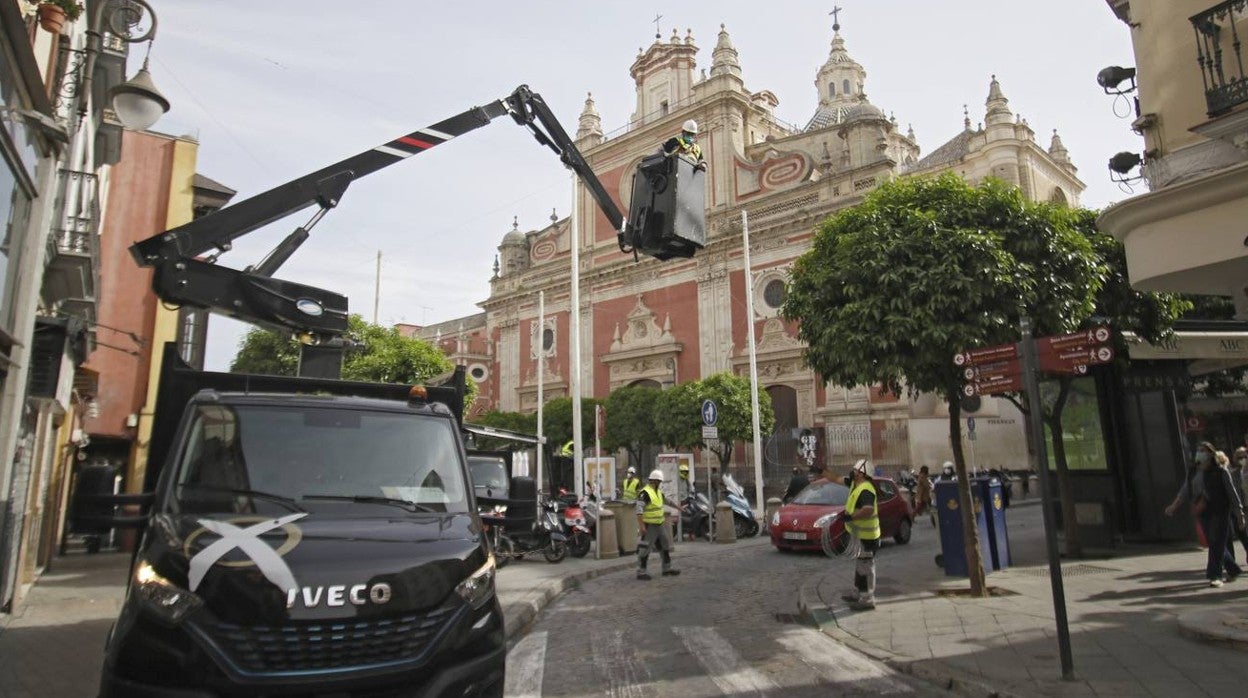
417 21 1084 494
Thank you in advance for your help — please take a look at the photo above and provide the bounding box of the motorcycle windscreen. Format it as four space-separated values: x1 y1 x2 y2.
626 154 706 260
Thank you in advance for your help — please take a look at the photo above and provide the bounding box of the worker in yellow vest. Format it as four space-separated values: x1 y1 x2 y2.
660 120 707 171
635 469 679 580
621 467 641 502
841 459 882 610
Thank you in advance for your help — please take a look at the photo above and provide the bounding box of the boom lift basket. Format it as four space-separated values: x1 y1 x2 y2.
627 154 706 261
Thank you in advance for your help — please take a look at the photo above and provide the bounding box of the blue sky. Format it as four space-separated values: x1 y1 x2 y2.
143 1 1141 370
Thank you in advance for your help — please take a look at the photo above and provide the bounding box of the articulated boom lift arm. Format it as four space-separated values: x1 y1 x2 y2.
129 85 636 343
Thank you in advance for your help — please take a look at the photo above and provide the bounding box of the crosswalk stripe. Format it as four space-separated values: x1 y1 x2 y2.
504 631 548 698
590 627 650 698
672 626 778 695
775 627 913 694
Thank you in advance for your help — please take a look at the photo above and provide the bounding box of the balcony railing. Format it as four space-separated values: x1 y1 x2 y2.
1192 0 1248 116
54 169 101 257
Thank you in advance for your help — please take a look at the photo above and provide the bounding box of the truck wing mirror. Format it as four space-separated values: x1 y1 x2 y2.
72 492 156 529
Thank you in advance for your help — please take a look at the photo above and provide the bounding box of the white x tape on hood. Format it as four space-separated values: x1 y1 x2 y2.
188 513 308 593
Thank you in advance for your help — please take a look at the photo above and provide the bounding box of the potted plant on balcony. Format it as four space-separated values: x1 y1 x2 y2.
36 0 82 34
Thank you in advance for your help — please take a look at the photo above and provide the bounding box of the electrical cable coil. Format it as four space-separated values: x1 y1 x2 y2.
819 515 863 559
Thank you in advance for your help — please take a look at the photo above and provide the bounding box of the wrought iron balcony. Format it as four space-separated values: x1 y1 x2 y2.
44 169 101 307
1192 0 1248 116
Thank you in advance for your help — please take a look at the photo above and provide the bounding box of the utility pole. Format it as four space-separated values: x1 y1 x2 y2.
537 290 545 494
570 175 584 500
373 250 381 325
742 210 765 513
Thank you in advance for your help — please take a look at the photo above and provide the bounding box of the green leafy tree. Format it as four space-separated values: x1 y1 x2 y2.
229 315 474 403
652 373 774 471
783 174 1104 596
603 385 664 468
230 327 300 375
469 410 538 451
542 396 602 453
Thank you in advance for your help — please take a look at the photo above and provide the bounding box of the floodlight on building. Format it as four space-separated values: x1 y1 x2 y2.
1096 66 1137 95
1108 151 1144 184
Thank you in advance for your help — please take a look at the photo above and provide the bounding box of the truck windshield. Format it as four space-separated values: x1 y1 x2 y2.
170 404 469 515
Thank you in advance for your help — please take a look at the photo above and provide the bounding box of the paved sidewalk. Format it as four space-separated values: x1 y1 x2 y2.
798 501 1248 697
0 534 766 697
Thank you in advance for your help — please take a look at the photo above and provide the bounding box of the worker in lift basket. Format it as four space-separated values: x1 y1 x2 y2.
660 119 707 171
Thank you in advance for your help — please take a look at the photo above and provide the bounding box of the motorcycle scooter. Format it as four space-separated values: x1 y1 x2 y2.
722 474 760 538
680 492 712 540
555 489 593 558
482 476 567 565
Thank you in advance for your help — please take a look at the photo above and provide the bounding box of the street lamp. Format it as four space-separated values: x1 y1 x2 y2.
88 0 169 130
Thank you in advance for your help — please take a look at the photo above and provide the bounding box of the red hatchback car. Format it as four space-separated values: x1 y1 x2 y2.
769 477 914 552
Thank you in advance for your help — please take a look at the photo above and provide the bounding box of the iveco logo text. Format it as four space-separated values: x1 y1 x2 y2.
286 582 392 609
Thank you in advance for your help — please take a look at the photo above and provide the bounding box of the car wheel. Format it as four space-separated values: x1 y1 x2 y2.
894 518 912 545
747 519 760 537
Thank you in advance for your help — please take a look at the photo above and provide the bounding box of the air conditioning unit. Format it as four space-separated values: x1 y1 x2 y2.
125 413 139 428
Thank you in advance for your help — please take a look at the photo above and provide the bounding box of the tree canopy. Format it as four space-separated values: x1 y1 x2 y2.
229 315 473 402
653 372 774 468
603 384 664 468
782 173 1111 595
542 396 602 452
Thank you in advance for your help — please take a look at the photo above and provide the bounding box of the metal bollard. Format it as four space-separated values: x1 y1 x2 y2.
764 497 782 533
714 501 737 544
596 508 619 559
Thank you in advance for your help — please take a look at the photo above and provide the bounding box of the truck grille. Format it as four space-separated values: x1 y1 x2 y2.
205 606 458 673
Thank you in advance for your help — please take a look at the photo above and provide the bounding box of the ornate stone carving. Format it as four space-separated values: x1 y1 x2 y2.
610 295 675 352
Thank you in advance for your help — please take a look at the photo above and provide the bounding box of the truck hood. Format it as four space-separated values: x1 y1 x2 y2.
144 511 485 624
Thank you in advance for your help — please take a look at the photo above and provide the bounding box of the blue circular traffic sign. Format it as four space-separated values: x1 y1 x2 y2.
701 399 718 426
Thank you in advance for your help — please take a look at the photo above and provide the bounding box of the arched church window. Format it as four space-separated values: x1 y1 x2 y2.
828 82 836 96
843 79 851 95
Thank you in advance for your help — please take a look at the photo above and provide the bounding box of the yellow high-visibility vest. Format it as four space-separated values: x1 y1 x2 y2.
622 477 641 501
641 485 666 524
845 481 881 541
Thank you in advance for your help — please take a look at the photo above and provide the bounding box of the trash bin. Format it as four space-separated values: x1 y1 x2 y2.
605 501 638 554
934 480 996 576
973 477 1011 570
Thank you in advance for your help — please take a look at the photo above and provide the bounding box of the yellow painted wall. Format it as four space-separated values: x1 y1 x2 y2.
129 137 199 494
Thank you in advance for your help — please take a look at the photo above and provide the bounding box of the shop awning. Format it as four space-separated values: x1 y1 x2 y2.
1124 330 1248 375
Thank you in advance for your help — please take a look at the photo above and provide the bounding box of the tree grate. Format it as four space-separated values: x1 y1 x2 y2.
1010 563 1119 577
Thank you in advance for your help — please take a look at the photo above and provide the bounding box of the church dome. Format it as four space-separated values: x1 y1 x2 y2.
501 217 526 246
844 101 884 122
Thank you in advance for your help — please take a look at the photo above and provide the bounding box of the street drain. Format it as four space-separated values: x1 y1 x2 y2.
773 612 814 626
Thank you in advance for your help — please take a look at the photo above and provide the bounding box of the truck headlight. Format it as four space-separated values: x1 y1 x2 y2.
455 553 496 610
134 560 203 626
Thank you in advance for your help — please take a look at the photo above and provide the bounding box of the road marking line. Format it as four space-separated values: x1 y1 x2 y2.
775 627 913 694
504 631 547 698
672 626 777 695
590 627 650 698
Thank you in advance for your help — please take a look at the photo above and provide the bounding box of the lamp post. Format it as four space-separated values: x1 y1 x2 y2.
86 0 169 131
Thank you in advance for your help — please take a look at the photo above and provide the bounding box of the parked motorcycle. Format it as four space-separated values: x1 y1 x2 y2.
722 474 760 538
680 492 712 540
555 491 593 558
481 476 567 564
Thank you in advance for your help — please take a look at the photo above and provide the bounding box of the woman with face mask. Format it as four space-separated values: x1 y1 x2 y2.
1165 441 1244 586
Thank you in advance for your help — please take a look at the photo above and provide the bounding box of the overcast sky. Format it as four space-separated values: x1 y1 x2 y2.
144 1 1140 371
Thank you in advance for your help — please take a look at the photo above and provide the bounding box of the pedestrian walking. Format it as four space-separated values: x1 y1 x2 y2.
840 459 882 611
783 467 808 503
1020 468 1031 499
635 469 679 580
1230 447 1248 564
1165 442 1243 586
915 465 935 527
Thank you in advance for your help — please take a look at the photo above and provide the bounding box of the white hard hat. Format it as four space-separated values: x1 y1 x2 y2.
682 119 698 135
852 459 871 475
648 469 665 482
626 466 636 474
942 461 955 471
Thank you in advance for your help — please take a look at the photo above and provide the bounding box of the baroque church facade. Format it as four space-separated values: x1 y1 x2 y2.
403 20 1084 486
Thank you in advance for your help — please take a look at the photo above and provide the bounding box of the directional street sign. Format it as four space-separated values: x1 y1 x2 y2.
1038 345 1114 373
701 425 719 441
962 373 1024 396
1039 325 1111 354
962 359 1022 382
701 399 718 427
953 343 1018 367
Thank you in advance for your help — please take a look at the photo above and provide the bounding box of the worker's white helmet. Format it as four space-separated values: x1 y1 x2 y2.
682 119 698 135
626 466 636 475
648 469 665 482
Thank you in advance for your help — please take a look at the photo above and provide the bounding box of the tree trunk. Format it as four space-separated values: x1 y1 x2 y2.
1046 378 1082 558
948 395 988 596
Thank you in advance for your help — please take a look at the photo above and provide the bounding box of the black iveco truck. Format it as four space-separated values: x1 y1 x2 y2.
96 349 503 697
